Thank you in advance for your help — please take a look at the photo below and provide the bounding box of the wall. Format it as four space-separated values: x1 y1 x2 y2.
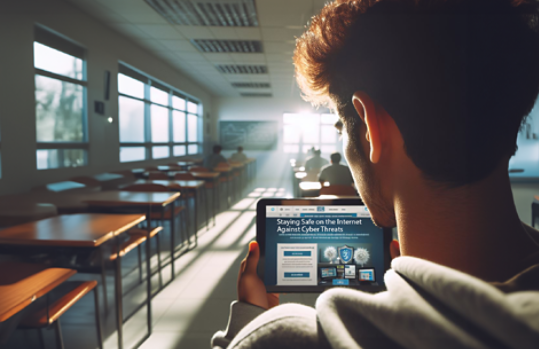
0 0 214 195
215 96 327 187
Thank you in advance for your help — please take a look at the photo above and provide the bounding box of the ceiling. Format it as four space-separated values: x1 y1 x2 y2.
65 0 327 98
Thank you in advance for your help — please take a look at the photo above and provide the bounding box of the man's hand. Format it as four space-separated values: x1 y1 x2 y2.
237 241 279 310
390 239 400 259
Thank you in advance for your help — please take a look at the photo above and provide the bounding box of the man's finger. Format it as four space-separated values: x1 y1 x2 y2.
244 241 260 274
390 239 400 259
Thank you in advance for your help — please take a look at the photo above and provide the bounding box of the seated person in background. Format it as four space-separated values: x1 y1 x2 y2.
204 145 228 170
304 149 329 172
318 152 354 186
212 0 539 348
230 146 248 163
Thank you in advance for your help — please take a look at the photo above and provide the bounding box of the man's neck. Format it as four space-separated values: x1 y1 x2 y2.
394 165 539 282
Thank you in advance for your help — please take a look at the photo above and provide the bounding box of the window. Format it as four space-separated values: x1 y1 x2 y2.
118 64 202 162
283 113 341 157
34 26 87 170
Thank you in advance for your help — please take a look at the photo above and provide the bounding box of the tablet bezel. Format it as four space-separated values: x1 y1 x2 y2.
256 197 392 293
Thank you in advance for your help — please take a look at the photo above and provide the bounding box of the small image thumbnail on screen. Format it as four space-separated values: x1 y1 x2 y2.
317 243 375 286
358 268 376 282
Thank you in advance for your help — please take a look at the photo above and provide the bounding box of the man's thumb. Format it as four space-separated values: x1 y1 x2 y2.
245 241 260 273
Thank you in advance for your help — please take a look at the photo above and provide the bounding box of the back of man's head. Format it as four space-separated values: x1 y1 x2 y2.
295 0 539 186
330 152 342 164
238 146 243 152
314 149 322 157
213 145 222 154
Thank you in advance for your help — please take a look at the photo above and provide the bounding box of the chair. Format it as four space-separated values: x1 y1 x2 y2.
319 185 358 196
188 166 208 172
19 281 103 349
148 171 169 180
177 172 215 227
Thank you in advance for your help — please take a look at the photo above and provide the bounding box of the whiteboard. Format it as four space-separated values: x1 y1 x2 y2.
220 121 278 150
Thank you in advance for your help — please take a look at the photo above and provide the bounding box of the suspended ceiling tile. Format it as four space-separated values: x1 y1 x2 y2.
229 53 265 63
234 27 262 40
68 0 128 23
265 53 294 62
159 40 198 52
261 27 305 41
95 0 152 14
176 52 206 62
175 26 215 39
256 0 313 26
208 27 239 40
203 53 234 63
135 24 185 39
264 41 296 54
121 12 169 24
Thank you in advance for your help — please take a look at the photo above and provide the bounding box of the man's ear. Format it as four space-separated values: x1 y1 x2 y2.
352 91 381 164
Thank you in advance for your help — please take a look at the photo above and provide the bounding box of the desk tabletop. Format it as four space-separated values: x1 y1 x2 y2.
0 200 57 219
94 173 124 182
190 172 220 179
157 165 182 172
176 161 196 166
82 190 180 207
0 263 76 322
0 213 145 247
131 179 205 190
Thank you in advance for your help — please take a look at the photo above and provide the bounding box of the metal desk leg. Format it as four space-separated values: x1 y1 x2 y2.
114 235 123 349
145 209 153 335
194 189 198 246
169 200 175 279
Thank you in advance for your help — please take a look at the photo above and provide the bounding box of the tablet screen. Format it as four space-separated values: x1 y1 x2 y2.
263 204 385 288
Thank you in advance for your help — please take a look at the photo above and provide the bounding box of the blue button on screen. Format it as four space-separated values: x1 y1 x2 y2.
284 272 310 278
283 251 311 257
332 279 350 285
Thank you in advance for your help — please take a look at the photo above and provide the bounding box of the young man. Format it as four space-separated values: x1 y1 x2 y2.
231 146 248 163
204 144 228 170
304 149 329 173
318 152 355 186
212 0 539 348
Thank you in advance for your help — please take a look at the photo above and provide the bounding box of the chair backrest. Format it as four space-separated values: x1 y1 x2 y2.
145 166 159 171
189 166 209 172
174 172 196 180
319 185 358 196
121 183 169 192
216 162 230 168
148 171 169 180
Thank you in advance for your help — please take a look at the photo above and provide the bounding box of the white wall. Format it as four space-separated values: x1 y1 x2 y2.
0 0 214 195
215 96 326 186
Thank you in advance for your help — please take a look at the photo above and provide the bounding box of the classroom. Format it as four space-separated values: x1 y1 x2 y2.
0 1 538 348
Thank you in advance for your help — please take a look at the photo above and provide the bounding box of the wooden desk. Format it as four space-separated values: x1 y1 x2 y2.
128 180 207 243
190 172 219 225
82 191 179 208
0 263 76 322
32 181 87 193
0 213 145 248
0 200 57 228
0 214 146 349
157 165 181 172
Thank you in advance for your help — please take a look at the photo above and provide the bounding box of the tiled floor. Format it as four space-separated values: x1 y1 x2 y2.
3 180 319 349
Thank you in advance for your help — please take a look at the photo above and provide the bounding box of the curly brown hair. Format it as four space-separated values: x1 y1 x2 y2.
294 0 539 185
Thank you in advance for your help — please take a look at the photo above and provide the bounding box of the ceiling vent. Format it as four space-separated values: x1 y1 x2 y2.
231 82 271 88
145 0 258 26
191 39 262 53
216 65 267 74
240 92 273 97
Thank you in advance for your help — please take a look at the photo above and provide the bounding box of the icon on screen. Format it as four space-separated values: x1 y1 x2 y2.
271 207 275 211
317 206 325 212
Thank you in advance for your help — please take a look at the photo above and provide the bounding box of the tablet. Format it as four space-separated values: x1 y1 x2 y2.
257 198 391 293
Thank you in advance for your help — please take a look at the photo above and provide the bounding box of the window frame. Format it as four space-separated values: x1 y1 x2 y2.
282 112 341 156
118 63 202 163
34 25 88 170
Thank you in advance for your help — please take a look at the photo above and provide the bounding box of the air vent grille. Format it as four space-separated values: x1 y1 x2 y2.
192 39 262 53
216 65 267 74
240 92 273 97
145 0 258 26
231 82 271 88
